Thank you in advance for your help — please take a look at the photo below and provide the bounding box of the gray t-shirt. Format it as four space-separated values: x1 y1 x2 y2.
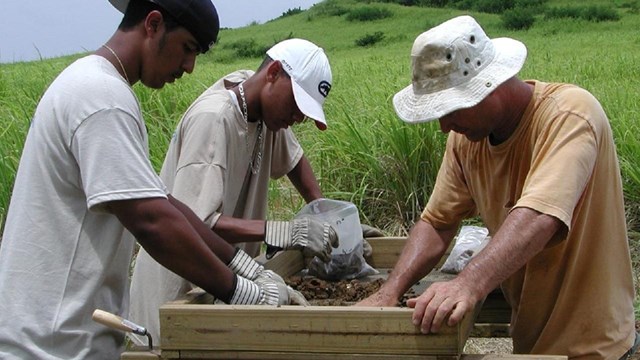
0 55 166 359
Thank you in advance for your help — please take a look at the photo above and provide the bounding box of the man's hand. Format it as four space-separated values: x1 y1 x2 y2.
355 289 399 307
406 278 479 334
361 224 384 258
229 275 290 306
361 224 384 238
265 218 339 262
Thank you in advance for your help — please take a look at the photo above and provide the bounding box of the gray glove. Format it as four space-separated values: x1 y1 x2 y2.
361 224 384 238
229 275 289 306
361 224 384 258
265 218 339 262
228 249 309 305
228 248 279 281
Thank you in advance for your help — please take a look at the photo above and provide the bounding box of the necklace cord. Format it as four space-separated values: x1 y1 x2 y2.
102 45 130 84
238 83 263 174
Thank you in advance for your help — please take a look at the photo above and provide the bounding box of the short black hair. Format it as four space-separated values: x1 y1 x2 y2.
118 0 179 32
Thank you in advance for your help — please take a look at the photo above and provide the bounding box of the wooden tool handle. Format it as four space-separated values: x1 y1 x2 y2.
92 309 147 335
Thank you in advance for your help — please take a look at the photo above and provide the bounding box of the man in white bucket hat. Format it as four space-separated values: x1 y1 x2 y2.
359 15 637 359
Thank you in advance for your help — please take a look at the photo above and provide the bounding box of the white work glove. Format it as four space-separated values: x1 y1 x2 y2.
228 248 282 282
229 275 289 306
229 275 309 306
361 224 384 258
265 218 339 262
228 249 309 306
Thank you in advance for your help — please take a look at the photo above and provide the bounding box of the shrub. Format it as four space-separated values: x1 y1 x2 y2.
355 31 386 47
224 39 269 58
346 6 394 21
416 0 450 7
309 0 350 17
279 7 303 18
475 0 515 14
582 5 620 21
546 5 620 22
515 0 548 13
502 7 536 30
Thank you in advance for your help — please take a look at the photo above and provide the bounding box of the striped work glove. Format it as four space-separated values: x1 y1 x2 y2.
265 218 339 262
228 248 283 282
229 275 289 306
227 249 309 306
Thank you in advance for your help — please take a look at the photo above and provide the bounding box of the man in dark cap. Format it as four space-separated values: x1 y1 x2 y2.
0 1 299 358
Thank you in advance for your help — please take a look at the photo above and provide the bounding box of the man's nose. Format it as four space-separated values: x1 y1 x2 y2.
438 118 452 133
183 55 196 74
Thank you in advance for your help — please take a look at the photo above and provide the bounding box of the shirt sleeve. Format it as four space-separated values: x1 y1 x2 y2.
269 128 303 179
72 108 167 212
515 111 597 229
169 110 230 228
421 135 477 230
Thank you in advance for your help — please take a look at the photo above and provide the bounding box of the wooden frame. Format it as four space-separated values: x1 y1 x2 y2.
158 238 477 359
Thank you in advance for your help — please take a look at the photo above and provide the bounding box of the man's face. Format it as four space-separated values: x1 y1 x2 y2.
141 25 200 89
260 66 307 131
437 96 495 142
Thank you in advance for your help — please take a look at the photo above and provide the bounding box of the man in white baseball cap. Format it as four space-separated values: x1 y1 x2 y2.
359 15 637 359
129 37 383 345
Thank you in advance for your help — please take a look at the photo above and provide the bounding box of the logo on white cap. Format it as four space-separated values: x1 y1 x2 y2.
318 81 331 98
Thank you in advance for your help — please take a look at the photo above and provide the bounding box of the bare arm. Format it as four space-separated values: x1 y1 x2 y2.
213 216 266 244
287 155 322 203
357 219 458 306
108 196 236 301
211 156 321 244
410 207 563 334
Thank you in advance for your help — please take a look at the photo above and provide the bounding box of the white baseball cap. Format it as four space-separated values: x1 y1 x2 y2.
393 15 527 123
267 38 332 130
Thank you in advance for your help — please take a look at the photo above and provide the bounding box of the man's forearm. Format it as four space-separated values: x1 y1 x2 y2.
168 195 237 264
380 219 457 303
456 207 562 298
287 156 322 203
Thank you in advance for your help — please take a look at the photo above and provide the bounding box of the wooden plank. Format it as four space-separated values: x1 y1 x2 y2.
162 350 459 359
462 356 567 360
120 351 161 360
160 304 475 356
365 237 452 269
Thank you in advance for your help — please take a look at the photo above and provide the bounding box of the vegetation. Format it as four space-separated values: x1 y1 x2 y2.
1 0 639 308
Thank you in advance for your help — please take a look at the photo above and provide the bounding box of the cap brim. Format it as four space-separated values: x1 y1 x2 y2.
393 37 527 123
291 80 327 131
109 0 128 13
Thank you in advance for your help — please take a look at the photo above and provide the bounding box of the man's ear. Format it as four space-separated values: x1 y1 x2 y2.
144 10 163 36
265 60 284 83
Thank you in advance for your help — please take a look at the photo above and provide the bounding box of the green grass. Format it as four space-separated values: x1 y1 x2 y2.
1 1 640 310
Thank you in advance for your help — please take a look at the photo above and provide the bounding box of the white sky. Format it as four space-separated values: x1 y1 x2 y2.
0 0 322 64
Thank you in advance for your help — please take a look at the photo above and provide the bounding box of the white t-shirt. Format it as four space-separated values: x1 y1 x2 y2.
0 55 166 359
128 70 303 345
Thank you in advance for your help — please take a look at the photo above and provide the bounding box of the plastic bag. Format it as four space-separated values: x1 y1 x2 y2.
439 225 490 274
295 199 378 281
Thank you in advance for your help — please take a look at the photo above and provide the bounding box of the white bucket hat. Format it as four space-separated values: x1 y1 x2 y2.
267 38 332 130
393 15 527 123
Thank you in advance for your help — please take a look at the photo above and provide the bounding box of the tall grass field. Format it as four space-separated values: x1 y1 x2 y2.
1 0 640 311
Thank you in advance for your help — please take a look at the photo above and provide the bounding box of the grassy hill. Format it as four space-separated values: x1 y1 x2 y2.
1 1 640 300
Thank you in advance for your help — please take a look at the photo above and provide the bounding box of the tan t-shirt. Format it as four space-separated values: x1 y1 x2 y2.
128 70 303 345
422 81 635 359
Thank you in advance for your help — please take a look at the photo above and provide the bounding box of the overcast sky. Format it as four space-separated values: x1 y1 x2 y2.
0 0 322 64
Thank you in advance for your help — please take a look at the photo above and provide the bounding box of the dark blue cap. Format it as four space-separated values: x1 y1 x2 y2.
109 0 219 53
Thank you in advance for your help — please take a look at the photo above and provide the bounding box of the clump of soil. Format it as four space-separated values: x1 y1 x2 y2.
286 275 417 306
